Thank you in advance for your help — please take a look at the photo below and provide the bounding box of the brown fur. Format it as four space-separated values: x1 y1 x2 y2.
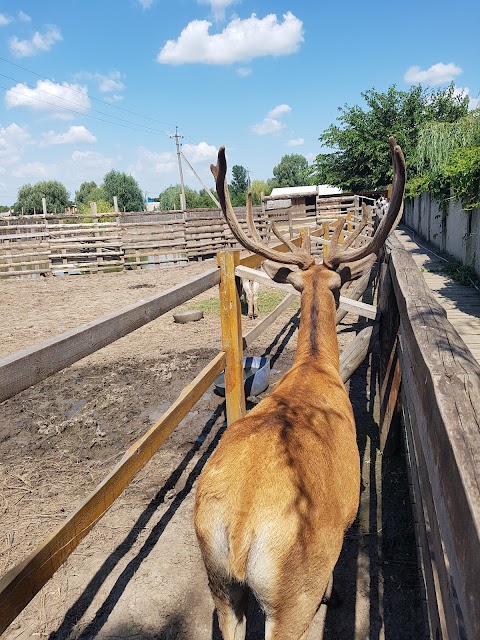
194 265 360 640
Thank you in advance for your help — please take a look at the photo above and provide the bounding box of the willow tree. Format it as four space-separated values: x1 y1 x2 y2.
411 109 480 210
416 109 480 174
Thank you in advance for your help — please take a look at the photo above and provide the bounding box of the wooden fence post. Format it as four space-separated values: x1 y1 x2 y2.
217 250 246 425
322 223 329 260
378 255 402 455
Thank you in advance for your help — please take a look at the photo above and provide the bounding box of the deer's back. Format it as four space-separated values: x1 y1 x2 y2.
194 384 360 586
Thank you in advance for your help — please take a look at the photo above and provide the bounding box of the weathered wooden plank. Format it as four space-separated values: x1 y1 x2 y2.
243 294 297 349
0 268 221 404
0 351 226 636
339 323 378 383
378 258 402 455
218 251 246 424
401 390 445 640
400 338 464 639
235 265 379 320
390 244 480 640
335 266 374 325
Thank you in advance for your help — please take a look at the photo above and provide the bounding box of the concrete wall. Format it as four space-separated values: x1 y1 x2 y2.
403 194 480 278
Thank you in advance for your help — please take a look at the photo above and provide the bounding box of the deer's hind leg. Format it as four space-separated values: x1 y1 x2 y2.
207 567 248 640
263 568 333 640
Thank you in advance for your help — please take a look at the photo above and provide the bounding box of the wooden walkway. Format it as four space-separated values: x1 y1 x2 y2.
396 226 480 363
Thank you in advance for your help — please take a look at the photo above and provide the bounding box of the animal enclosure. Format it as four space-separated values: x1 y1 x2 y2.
0 196 478 638
0 194 365 278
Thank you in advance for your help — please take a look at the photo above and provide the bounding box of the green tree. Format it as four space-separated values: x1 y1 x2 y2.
158 184 216 210
250 180 271 205
14 180 70 215
77 199 113 215
75 181 107 207
230 165 249 194
416 110 480 174
312 84 469 192
271 154 310 188
102 170 144 212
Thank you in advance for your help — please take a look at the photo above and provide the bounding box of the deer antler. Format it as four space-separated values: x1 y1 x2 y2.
324 137 406 270
211 146 315 269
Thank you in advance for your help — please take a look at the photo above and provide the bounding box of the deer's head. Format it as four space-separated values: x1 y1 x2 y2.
211 138 405 302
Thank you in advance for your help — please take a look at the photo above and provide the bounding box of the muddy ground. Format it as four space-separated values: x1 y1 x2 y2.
0 261 425 639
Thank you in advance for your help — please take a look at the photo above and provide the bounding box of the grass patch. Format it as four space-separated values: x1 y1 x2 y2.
187 290 296 316
431 259 479 287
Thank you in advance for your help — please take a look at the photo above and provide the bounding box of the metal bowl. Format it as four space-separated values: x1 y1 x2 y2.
214 356 270 398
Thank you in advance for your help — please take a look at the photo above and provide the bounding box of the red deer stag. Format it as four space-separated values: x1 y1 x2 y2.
195 137 405 640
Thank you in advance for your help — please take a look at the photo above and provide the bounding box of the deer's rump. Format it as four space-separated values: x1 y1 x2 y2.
194 411 360 601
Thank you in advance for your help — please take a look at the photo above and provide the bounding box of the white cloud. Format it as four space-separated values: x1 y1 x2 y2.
97 72 125 93
71 150 113 177
5 79 90 119
268 104 291 118
42 126 97 146
9 25 62 57
0 13 12 26
137 0 154 7
104 94 125 103
18 11 31 23
252 118 286 135
157 12 304 65
133 147 177 174
182 141 218 163
453 86 480 110
76 70 125 93
236 67 252 77
404 62 462 86
0 123 31 165
12 161 51 179
198 0 237 21
252 104 291 136
286 138 304 147
470 96 480 110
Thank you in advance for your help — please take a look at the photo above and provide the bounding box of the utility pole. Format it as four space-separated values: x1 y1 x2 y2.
170 126 187 211
246 168 251 189
181 151 219 208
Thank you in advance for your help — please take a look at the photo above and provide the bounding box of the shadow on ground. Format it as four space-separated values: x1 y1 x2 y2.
48 294 425 639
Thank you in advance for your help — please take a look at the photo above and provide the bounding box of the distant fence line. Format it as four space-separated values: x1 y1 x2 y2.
0 195 361 277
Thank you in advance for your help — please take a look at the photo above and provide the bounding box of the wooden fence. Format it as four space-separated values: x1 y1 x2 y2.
0 198 364 277
3 206 478 638
0 208 273 277
0 214 377 634
378 235 480 640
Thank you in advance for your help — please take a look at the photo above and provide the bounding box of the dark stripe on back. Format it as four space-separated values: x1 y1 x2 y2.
310 273 319 355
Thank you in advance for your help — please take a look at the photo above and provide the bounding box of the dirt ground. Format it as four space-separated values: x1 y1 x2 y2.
0 261 424 639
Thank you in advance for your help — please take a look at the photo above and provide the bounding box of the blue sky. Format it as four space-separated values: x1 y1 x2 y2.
0 0 478 206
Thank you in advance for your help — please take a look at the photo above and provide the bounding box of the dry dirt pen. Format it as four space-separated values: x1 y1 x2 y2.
0 246 425 639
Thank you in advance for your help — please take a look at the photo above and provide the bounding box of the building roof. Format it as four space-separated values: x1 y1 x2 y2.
269 184 342 199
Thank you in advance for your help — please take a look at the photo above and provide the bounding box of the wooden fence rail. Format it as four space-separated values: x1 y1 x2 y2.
379 235 480 640
0 225 380 635
0 203 374 277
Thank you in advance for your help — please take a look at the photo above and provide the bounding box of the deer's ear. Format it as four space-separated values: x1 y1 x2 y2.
263 261 304 292
337 254 376 286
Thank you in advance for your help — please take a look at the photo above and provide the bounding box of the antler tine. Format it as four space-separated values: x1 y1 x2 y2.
324 137 406 269
341 203 370 250
246 191 263 243
212 147 315 269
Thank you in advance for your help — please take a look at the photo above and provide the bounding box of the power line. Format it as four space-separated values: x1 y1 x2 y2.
0 71 171 136
0 55 177 130
0 83 173 136
0 56 212 150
